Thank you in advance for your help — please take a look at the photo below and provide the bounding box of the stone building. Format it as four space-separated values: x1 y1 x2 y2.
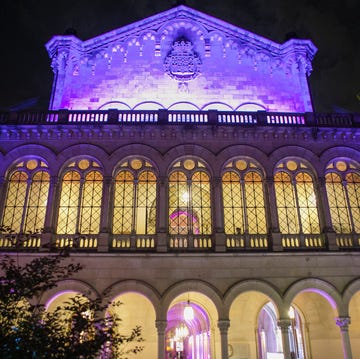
1 4 360 359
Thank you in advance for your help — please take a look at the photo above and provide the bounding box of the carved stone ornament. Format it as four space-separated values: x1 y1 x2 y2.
164 37 201 83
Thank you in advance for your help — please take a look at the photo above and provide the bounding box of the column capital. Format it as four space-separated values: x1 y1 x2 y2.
336 316 351 331
155 319 168 333
277 318 292 332
217 319 230 333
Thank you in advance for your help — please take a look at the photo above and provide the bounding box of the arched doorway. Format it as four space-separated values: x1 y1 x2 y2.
349 290 360 358
257 302 307 359
108 292 157 359
228 291 278 359
291 290 342 359
166 294 214 359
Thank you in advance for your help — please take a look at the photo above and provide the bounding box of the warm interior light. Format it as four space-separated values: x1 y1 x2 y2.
289 306 295 320
184 300 194 321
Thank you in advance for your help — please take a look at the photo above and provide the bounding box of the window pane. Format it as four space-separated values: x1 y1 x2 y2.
113 171 134 234
326 173 351 233
169 171 188 234
57 171 81 234
296 172 320 234
79 171 103 234
346 172 360 233
2 171 28 232
245 171 267 234
136 171 157 234
192 171 211 234
275 171 299 233
222 171 243 234
24 171 50 233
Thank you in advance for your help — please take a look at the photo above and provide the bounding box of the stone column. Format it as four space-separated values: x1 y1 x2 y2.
336 317 353 359
266 177 282 251
317 177 337 250
217 319 230 359
0 176 6 223
213 177 226 252
42 175 59 250
155 320 167 359
157 176 168 252
98 176 112 252
277 319 292 359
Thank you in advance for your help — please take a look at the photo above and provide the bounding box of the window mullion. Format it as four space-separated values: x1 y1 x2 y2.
20 176 32 233
343 180 356 232
293 178 303 233
76 177 85 234
132 178 138 234
240 178 248 234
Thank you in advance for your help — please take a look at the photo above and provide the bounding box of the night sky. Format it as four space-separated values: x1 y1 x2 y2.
1 0 359 112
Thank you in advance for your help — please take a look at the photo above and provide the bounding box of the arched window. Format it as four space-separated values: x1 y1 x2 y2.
113 158 156 234
325 159 360 233
2 159 50 234
56 159 103 235
222 158 267 234
168 159 211 235
274 159 320 234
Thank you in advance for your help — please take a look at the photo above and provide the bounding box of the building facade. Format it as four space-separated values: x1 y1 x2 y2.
1 5 360 359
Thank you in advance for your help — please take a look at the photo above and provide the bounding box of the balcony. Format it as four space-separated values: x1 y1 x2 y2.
1 232 360 253
0 109 358 128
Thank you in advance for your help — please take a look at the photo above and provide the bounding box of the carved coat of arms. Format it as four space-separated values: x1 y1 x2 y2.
164 37 201 85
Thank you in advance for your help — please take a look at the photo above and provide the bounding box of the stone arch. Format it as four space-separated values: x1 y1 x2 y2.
343 278 360 314
102 279 161 314
2 145 56 176
235 102 267 111
320 147 360 176
40 278 100 308
168 101 200 111
161 280 223 319
109 144 163 175
283 277 344 315
132 100 165 110
269 146 320 177
216 145 268 178
97 101 131 110
201 102 233 111
224 279 283 318
164 145 216 177
56 145 108 176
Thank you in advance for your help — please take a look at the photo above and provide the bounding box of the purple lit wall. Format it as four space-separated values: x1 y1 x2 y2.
46 5 317 113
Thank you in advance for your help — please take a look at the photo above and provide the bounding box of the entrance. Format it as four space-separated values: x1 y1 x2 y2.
166 301 211 359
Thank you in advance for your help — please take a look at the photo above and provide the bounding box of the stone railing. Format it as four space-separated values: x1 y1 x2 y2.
1 232 359 252
0 109 358 128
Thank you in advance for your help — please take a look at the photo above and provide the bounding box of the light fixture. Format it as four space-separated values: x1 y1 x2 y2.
175 323 189 340
184 300 194 321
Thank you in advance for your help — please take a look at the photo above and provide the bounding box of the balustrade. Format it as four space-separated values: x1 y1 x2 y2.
0 109 357 127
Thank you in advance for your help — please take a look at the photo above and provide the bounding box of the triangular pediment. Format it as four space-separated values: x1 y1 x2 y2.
47 5 316 64
46 5 317 113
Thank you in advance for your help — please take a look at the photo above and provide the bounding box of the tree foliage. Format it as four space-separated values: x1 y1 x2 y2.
0 228 144 358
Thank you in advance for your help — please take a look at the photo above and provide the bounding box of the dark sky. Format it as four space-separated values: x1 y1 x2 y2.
1 0 359 112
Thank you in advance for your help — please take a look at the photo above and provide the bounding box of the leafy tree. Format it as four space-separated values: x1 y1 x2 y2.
0 227 144 358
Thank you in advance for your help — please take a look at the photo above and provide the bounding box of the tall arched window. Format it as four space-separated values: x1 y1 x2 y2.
274 159 320 234
56 159 103 235
2 159 50 234
325 159 360 233
222 158 267 234
168 159 211 235
113 158 157 234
